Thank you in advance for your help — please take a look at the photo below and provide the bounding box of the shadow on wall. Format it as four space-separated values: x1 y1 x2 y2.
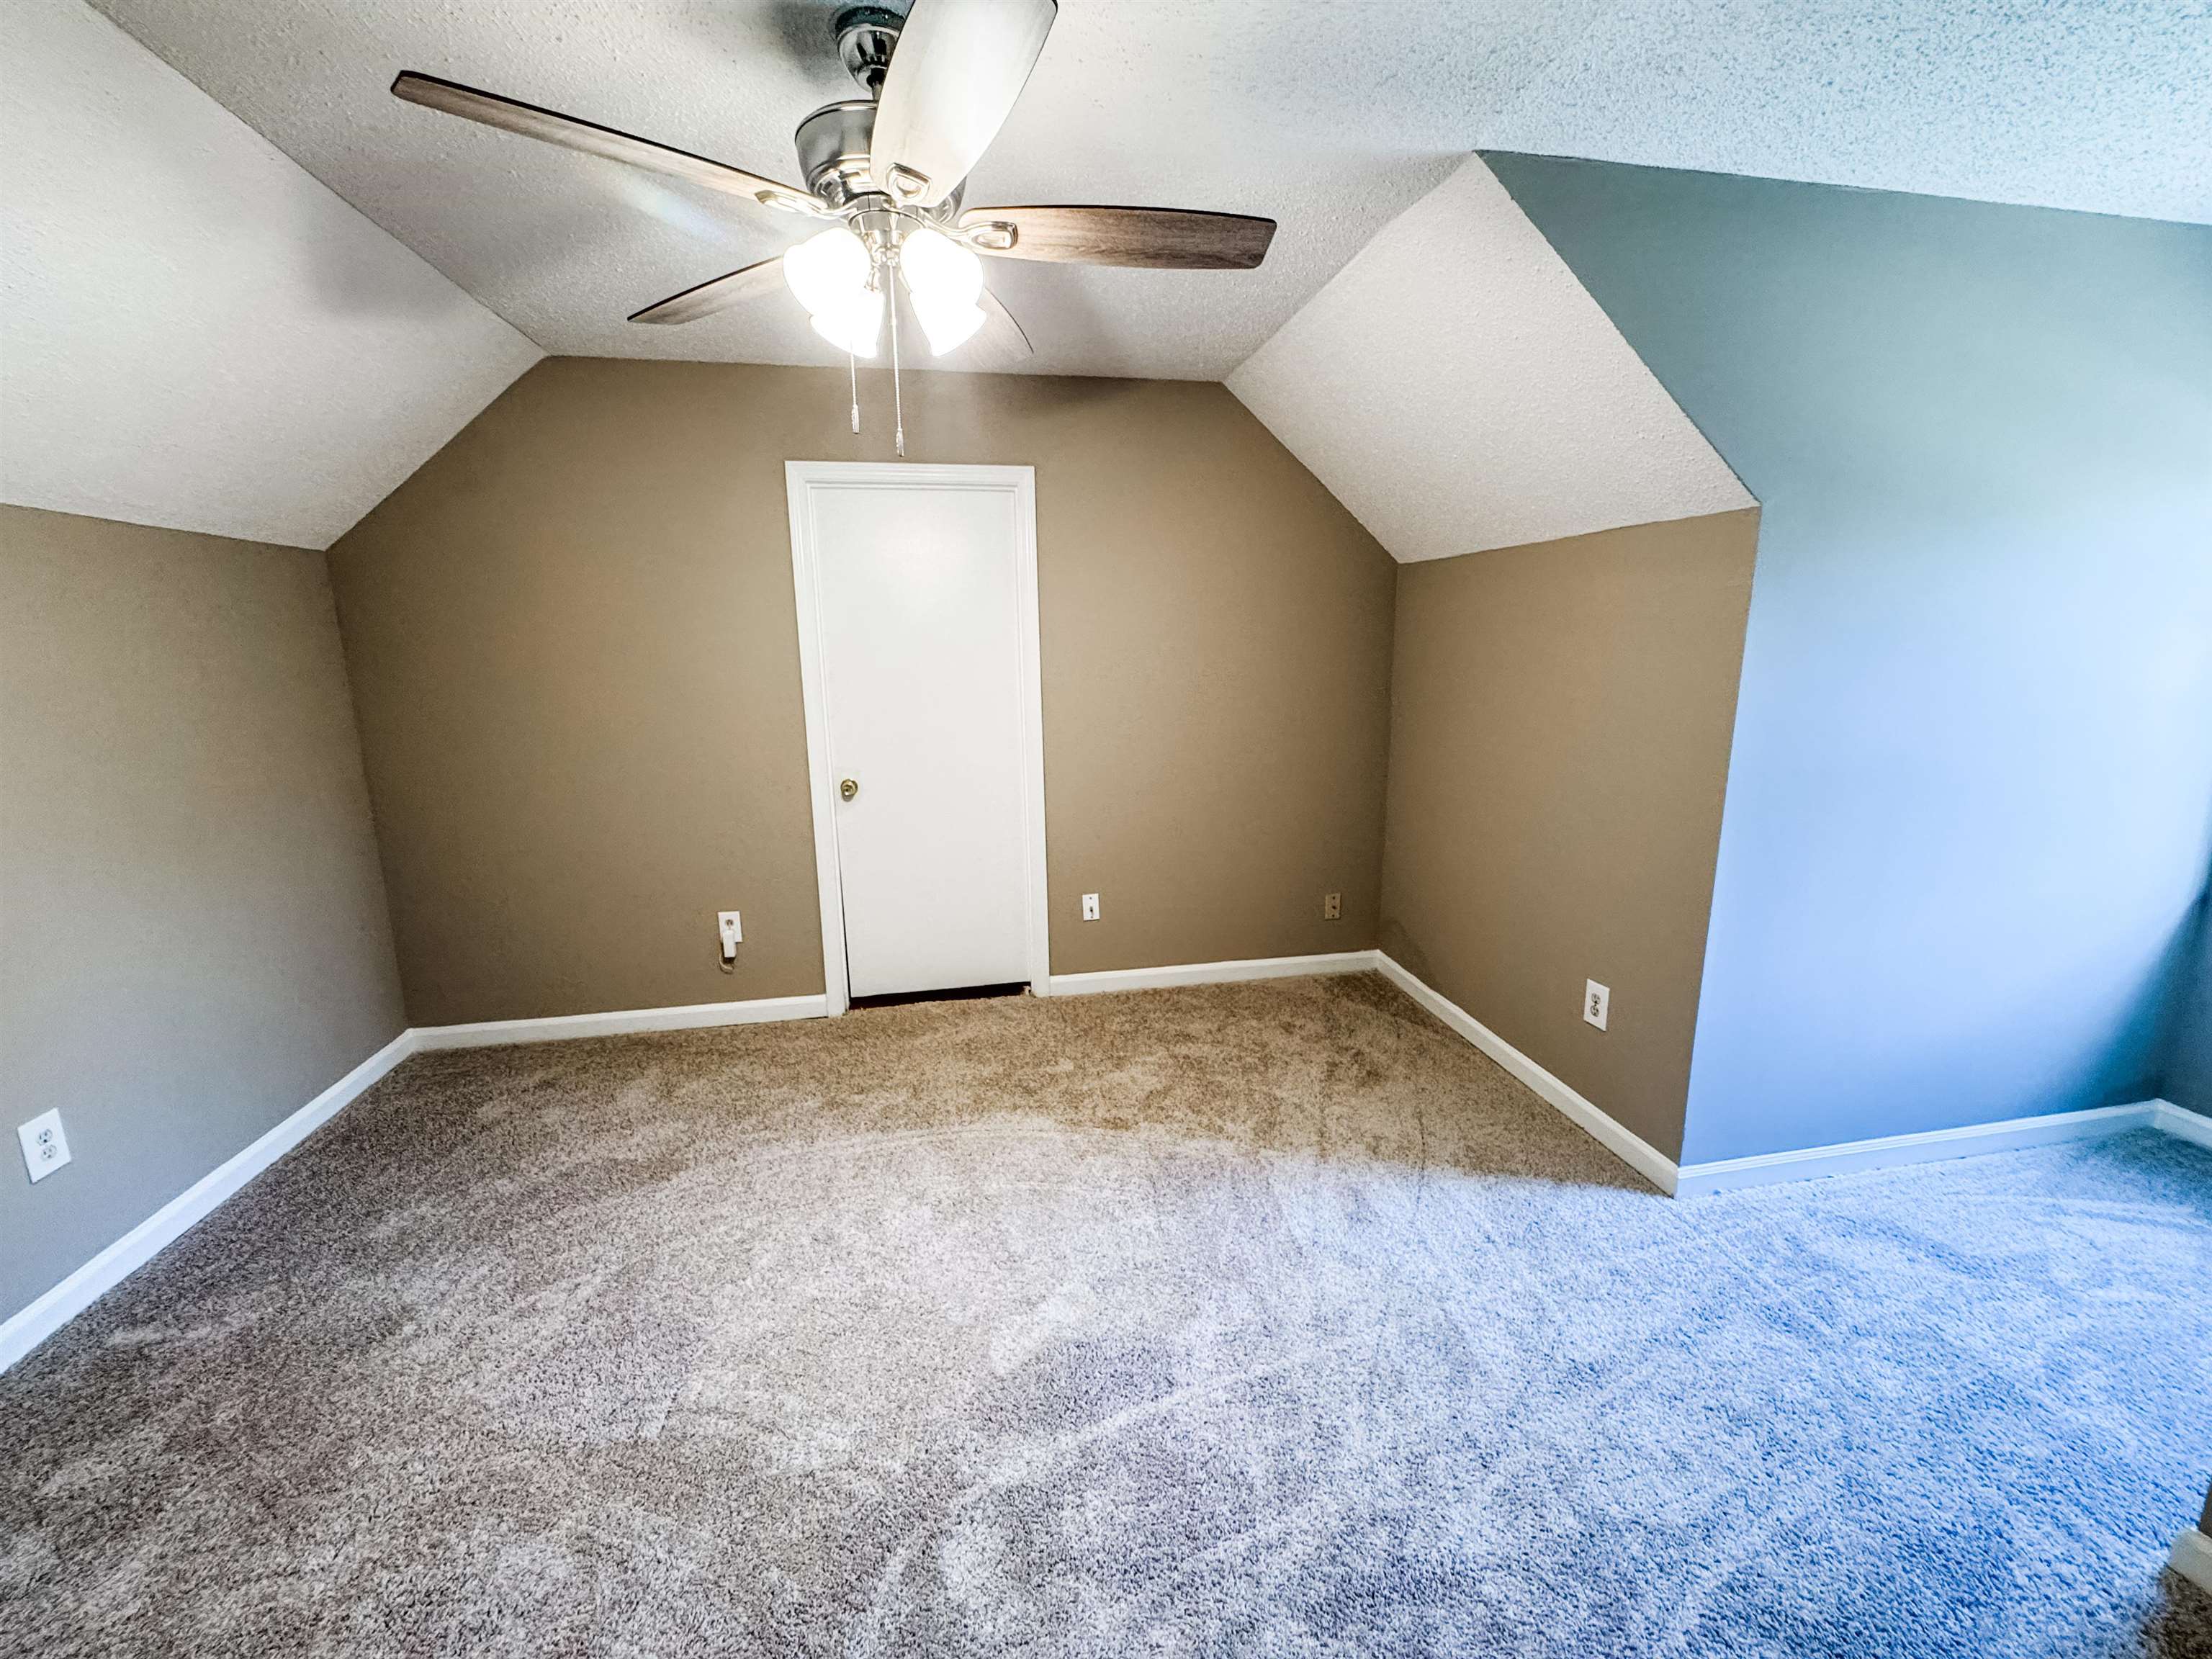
2162 880 2212 1115
1379 922 1434 989
0 506 407 1327
1375 510 1759 1166
1485 155 2212 1164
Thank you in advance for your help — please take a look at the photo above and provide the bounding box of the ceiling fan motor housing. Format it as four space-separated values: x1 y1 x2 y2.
795 99 880 203
796 99 963 230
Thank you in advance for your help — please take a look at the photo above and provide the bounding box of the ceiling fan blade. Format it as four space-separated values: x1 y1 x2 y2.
970 284 1033 367
629 257 786 325
957 205 1276 270
392 72 822 216
868 0 1056 208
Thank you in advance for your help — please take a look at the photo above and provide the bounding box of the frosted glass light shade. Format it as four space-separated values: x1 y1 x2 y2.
785 225 880 355
900 227 983 307
899 227 986 356
909 296 984 356
784 225 873 317
811 287 884 358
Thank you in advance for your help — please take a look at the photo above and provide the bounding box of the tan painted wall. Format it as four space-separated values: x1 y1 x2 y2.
328 359 1395 1025
1 506 405 1322
1380 509 1758 1161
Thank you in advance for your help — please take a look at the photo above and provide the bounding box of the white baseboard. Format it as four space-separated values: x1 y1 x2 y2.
1047 950 1381 998
1373 954 1681 1195
1367 958 2212 1201
1671 1100 2172 1197
2154 1100 2212 1151
8 965 2202 1376
411 993 830 1050
0 1028 416 1375
1 990 831 1374
2171 1526 2212 1598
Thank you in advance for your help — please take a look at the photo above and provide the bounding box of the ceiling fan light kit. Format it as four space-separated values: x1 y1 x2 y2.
784 225 883 358
899 228 987 355
391 0 1277 449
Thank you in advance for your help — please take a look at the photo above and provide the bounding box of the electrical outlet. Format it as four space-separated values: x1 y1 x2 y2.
1583 980 1610 1031
717 910 742 964
1080 893 1101 922
1323 891 1342 920
17 1110 71 1184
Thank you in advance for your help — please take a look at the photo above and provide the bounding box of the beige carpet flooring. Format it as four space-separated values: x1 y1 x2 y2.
1 974 2208 1657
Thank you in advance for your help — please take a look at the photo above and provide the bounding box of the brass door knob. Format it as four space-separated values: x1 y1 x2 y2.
840 778 859 801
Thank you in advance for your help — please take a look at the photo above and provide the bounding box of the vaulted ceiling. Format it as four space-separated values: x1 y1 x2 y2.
86 0 2212 378
6 1 2207 552
1 2 539 549
1229 156 1754 561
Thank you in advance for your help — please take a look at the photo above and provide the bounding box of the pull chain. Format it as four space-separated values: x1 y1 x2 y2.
887 258 905 457
848 349 860 435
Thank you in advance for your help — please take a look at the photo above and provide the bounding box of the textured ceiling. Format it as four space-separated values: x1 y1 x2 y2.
81 0 1557 378
1 2 539 550
86 0 2212 382
1484 0 2212 229
1229 157 1753 562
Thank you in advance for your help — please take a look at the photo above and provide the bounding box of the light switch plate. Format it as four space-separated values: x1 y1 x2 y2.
717 910 742 963
18 1109 71 1184
1080 893 1100 922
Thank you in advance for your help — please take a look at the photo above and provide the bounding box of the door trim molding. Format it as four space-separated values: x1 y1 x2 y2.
784 461 1051 1015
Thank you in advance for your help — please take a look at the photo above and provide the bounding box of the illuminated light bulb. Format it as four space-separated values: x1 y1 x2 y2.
784 225 880 355
899 227 983 307
810 285 884 359
899 226 986 356
783 225 872 318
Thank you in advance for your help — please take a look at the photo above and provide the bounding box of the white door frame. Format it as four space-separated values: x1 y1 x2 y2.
783 460 1051 1017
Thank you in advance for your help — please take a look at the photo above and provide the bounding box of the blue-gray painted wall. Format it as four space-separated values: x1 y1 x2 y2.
2167 891 2212 1115
1486 156 2212 1162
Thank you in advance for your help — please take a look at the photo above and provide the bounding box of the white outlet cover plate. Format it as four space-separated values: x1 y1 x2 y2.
1584 980 1610 1031
17 1108 72 1183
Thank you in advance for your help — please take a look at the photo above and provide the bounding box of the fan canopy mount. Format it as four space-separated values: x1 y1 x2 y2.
834 5 907 98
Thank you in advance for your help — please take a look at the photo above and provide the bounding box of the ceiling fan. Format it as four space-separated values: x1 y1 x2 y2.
392 0 1275 449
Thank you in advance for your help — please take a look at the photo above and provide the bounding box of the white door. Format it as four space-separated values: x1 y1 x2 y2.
794 467 1044 1001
